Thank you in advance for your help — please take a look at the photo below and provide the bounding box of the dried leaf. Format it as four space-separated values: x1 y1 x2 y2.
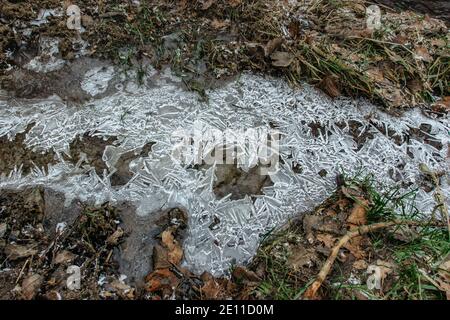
201 0 214 10
264 38 283 57
432 96 450 113
271 51 293 67
353 259 368 270
366 67 385 83
228 0 241 7
366 260 394 291
22 274 44 300
287 245 317 270
153 244 171 270
232 266 261 283
316 233 336 249
319 75 341 98
106 227 124 245
414 46 433 63
53 250 76 265
161 230 183 265
201 278 224 299
5 244 38 260
347 200 369 227
211 18 229 29
145 269 179 294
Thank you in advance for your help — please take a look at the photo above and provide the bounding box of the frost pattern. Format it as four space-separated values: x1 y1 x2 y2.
0 68 448 276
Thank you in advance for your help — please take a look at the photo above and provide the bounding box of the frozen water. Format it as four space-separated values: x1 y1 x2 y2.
0 66 448 275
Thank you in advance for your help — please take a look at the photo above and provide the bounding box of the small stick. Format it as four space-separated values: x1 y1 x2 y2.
303 220 424 299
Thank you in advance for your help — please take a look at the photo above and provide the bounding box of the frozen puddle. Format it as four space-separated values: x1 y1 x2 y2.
0 65 449 276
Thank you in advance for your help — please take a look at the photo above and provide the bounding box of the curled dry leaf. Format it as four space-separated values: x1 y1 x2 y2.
201 0 215 10
145 268 179 295
287 245 318 270
366 260 394 291
347 199 369 227
414 46 433 63
211 18 229 29
5 244 38 260
106 227 124 245
436 259 450 299
319 75 341 98
264 38 283 57
53 250 76 265
200 278 227 299
22 274 44 300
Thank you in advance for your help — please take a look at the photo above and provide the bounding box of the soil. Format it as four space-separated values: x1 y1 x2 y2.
110 142 154 187
0 124 57 176
65 133 117 176
211 164 274 200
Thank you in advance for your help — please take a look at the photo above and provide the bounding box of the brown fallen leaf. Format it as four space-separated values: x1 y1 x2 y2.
53 250 76 265
211 18 229 29
81 15 94 28
436 258 450 299
153 244 171 270
366 67 386 83
106 227 124 245
414 46 433 63
145 269 179 295
5 244 38 260
347 200 369 227
432 96 450 113
319 75 341 98
228 0 241 7
161 229 183 265
107 279 135 299
366 260 395 291
287 245 318 270
264 38 283 57
343 237 365 259
353 259 368 270
201 0 214 10
271 51 293 67
316 233 336 249
201 278 224 299
232 266 261 283
22 274 44 300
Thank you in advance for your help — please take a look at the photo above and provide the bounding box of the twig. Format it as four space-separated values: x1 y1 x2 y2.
302 219 425 299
